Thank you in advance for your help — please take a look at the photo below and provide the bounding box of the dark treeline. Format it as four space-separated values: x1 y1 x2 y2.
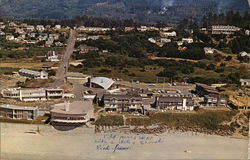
202 11 250 29
22 16 149 28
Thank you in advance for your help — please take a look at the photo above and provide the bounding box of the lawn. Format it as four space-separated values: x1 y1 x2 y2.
95 115 124 126
70 65 164 83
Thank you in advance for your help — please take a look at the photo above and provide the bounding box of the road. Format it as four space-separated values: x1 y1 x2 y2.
51 30 76 88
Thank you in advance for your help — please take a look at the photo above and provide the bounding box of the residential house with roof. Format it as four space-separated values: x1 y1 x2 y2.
46 51 59 62
240 79 250 87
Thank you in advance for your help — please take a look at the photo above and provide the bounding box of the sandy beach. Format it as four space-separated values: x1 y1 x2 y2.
0 123 248 160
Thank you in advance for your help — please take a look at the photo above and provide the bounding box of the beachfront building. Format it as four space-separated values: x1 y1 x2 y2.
19 68 48 79
195 83 227 107
1 88 64 102
101 94 144 114
50 101 94 125
155 96 194 111
0 104 38 120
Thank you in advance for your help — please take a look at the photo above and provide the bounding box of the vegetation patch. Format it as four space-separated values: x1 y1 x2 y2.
95 115 124 126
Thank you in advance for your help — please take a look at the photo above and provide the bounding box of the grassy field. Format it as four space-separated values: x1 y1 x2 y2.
96 110 241 133
95 115 124 126
70 65 164 83
0 67 20 74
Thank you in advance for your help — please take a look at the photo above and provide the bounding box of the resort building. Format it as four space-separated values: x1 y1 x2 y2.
0 104 38 120
155 96 194 111
1 88 64 101
101 94 144 114
50 101 94 125
19 68 48 79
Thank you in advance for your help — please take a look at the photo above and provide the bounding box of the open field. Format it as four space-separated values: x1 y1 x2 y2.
0 62 44 69
0 123 248 160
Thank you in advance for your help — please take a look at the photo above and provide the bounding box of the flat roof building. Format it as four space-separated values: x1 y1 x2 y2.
0 104 38 120
1 88 64 102
50 101 94 125
19 68 48 79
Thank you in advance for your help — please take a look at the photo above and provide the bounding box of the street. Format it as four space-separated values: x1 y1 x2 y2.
51 29 76 88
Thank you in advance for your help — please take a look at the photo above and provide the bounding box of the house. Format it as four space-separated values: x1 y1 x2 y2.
76 34 87 41
49 34 60 40
87 35 100 40
245 30 250 36
36 25 45 32
204 94 227 107
239 51 250 58
0 31 5 36
46 51 59 62
26 25 35 32
182 38 194 44
124 27 135 32
38 33 48 41
78 45 99 54
54 25 61 30
101 94 144 114
160 38 171 43
155 96 194 111
162 31 177 37
19 68 48 79
29 32 36 38
240 79 250 87
55 42 64 47
50 101 94 125
8 22 17 27
204 47 215 54
0 104 38 120
148 38 156 44
6 35 15 41
45 38 54 47
211 25 241 35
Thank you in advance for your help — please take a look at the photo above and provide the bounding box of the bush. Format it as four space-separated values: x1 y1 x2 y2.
95 115 124 126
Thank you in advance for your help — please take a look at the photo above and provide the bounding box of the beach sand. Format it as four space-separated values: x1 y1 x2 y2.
0 123 248 160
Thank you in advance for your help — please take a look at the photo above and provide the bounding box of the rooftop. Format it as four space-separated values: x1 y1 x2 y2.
0 104 38 111
50 101 93 115
90 77 115 90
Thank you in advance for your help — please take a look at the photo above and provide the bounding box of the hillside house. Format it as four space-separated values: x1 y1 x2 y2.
46 51 59 62
78 45 99 54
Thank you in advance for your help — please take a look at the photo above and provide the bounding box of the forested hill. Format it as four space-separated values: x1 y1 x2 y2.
0 0 249 23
